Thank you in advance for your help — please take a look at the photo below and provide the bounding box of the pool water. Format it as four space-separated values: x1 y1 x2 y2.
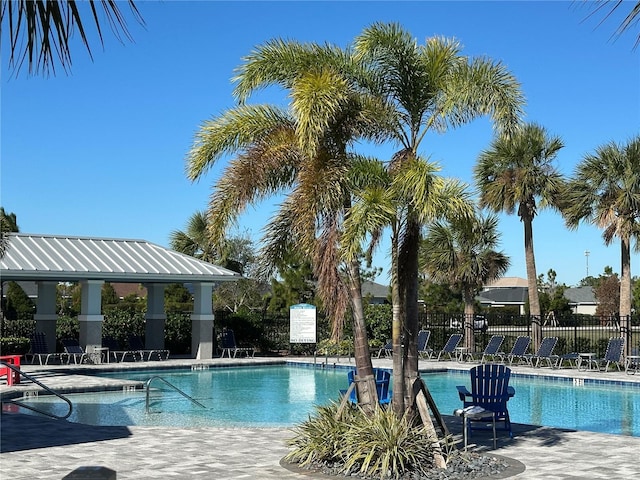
17 365 640 436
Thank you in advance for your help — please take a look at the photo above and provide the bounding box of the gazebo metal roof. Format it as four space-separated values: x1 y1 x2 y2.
0 233 241 283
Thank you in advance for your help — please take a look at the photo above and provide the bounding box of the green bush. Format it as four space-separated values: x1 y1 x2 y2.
286 402 450 479
1 319 35 338
56 316 79 342
364 304 392 345
0 337 30 355
165 312 192 354
102 309 145 346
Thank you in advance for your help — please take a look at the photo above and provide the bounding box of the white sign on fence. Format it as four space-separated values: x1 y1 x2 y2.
289 303 317 343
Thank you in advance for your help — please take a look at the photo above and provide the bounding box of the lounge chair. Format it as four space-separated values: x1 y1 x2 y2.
555 352 580 369
25 332 62 365
128 335 170 361
376 340 393 358
417 330 433 358
340 368 391 405
467 335 505 363
218 329 255 358
626 347 639 374
434 333 463 361
496 336 531 365
523 337 558 368
597 337 625 372
61 338 90 364
456 363 515 439
102 337 140 362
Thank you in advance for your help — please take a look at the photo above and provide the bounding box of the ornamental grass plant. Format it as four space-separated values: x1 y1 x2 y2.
286 402 455 479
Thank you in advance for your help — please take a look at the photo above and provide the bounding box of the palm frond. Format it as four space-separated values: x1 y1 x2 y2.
186 104 295 181
1 0 143 76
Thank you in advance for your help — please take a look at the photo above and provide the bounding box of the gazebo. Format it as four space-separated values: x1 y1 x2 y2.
0 233 241 359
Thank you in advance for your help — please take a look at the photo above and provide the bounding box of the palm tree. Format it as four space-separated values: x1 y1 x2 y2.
0 207 19 333
420 212 510 352
474 123 565 350
170 211 218 264
343 154 473 412
561 135 640 356
187 42 386 409
351 23 524 404
1 0 144 76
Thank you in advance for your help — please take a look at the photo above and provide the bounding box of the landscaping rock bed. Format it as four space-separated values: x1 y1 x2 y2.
281 451 526 479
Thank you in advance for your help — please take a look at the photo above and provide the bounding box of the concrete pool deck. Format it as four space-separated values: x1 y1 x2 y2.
1 357 639 479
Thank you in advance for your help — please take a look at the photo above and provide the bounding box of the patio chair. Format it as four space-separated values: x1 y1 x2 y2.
340 368 391 405
468 335 505 363
376 340 393 358
61 338 90 364
456 363 515 439
102 337 140 362
128 335 170 361
496 336 531 365
25 332 62 365
417 330 433 359
597 337 625 372
218 329 254 358
523 337 558 368
434 333 463 361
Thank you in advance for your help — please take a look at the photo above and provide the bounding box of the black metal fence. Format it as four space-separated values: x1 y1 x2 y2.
420 313 639 358
239 310 639 358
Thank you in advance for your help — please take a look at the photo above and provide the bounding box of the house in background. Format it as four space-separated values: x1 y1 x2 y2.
476 277 529 314
563 286 598 315
111 283 147 300
361 281 390 305
477 277 598 316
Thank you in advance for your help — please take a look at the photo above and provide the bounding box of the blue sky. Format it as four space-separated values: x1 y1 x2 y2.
2 1 638 287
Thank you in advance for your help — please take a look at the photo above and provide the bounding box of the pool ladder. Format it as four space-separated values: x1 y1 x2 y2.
0 362 73 420
145 376 206 413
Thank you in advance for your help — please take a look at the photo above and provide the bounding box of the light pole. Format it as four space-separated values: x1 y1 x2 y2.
585 250 590 277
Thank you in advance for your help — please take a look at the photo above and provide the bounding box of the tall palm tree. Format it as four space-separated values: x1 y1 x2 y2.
352 23 524 403
1 0 143 76
474 123 565 350
561 135 640 356
187 42 387 409
343 154 473 412
420 212 510 352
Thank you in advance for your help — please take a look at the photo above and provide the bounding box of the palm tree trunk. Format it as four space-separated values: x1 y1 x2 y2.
390 227 405 415
523 216 542 350
462 287 475 352
399 216 420 409
620 235 632 357
346 259 378 412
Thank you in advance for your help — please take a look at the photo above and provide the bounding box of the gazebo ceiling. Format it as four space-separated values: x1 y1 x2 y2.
0 233 241 284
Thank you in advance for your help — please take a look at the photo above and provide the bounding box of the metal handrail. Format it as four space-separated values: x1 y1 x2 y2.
145 376 206 413
1 362 73 420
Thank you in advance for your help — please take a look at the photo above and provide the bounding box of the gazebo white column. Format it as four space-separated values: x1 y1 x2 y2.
145 283 166 350
191 282 215 359
78 280 104 352
34 281 58 351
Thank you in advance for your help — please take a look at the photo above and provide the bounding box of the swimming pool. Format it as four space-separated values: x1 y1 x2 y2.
17 365 640 436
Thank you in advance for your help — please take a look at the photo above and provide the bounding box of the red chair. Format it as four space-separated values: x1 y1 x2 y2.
0 355 22 385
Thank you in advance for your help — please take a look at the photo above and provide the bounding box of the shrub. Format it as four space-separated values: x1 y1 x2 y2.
165 312 192 354
286 402 448 479
0 337 30 355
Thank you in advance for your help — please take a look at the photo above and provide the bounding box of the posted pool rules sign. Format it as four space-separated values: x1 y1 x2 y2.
289 303 317 343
